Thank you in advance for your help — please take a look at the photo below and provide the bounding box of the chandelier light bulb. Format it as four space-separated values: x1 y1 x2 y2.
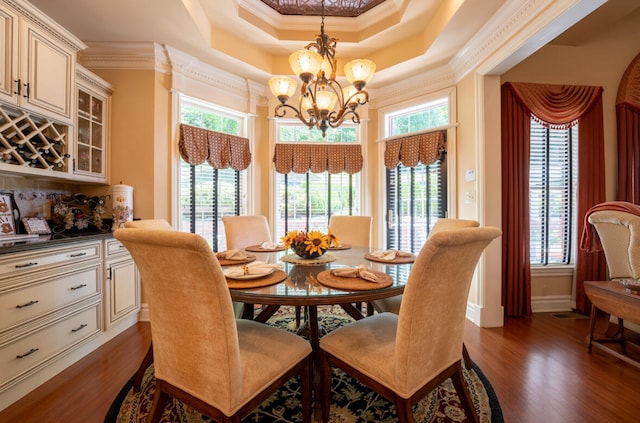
316 90 338 112
344 59 376 90
289 50 323 83
269 77 297 103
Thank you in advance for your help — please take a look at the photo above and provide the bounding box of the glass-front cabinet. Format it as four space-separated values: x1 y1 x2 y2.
74 65 112 183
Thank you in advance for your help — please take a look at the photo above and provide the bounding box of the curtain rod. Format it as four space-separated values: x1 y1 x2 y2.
375 122 458 143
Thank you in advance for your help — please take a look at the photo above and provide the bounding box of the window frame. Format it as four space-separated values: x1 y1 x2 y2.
175 93 251 250
270 119 366 237
377 87 457 250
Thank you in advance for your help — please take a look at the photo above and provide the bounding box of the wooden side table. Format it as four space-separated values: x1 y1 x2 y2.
584 280 640 368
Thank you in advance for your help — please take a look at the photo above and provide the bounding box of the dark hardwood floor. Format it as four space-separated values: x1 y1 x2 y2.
2 310 640 422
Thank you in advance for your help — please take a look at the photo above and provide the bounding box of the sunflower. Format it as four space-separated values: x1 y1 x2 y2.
327 231 341 248
281 230 300 249
304 230 329 255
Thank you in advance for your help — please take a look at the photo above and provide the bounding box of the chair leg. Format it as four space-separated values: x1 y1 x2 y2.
451 363 480 423
133 342 154 391
300 356 313 423
394 397 414 423
462 342 472 370
587 304 597 352
320 352 332 423
148 380 170 423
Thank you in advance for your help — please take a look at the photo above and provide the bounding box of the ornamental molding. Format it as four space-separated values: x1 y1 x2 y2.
78 42 170 73
370 65 455 109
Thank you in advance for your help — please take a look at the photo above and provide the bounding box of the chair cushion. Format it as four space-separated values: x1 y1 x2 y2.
235 319 311 413
320 313 403 394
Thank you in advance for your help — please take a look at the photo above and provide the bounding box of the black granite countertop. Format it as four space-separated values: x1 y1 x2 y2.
0 231 114 255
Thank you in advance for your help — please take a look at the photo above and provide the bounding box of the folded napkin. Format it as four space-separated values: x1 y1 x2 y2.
224 261 283 278
216 249 249 260
260 241 284 250
370 249 413 261
331 265 378 283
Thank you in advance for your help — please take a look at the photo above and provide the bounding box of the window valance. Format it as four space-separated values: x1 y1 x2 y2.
273 143 363 174
383 130 446 169
178 123 251 170
506 82 603 129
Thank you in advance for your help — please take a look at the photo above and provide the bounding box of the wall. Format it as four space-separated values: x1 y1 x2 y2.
499 9 640 311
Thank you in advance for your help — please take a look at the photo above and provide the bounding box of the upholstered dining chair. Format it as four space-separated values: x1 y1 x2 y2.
114 228 313 423
586 209 640 351
122 218 173 391
222 215 272 249
371 218 480 314
328 215 372 247
319 226 501 423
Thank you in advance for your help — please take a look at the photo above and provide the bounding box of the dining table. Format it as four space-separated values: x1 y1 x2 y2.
222 245 415 366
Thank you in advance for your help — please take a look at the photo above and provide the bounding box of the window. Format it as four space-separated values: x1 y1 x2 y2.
529 120 578 265
385 98 449 253
178 96 248 250
274 123 361 238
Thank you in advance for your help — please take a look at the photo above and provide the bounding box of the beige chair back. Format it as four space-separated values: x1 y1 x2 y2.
430 218 479 235
114 229 243 409
395 226 501 393
222 215 272 249
328 215 372 247
125 219 172 230
588 210 640 280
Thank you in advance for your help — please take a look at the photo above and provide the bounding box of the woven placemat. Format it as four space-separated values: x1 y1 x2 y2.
280 253 336 266
226 269 287 289
217 253 257 266
328 244 352 251
316 269 392 291
245 244 286 252
364 252 416 264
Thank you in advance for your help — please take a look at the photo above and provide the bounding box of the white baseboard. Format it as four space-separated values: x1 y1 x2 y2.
138 303 150 321
531 294 573 313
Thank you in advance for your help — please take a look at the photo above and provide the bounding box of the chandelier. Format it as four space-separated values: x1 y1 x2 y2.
268 0 375 137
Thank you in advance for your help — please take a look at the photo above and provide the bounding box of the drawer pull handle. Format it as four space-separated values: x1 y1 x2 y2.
15 262 38 269
70 284 87 291
16 348 39 359
119 245 125 248
16 300 39 309
70 252 87 258
71 324 88 333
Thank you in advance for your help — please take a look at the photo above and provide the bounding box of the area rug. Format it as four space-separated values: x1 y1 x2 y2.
106 308 503 423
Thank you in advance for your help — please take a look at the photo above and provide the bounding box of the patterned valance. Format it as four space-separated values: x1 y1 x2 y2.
178 123 251 170
384 130 446 169
617 52 640 109
273 143 363 174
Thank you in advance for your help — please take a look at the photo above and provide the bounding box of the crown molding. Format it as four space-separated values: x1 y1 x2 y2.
2 0 86 51
370 64 455 109
449 0 606 80
78 42 170 73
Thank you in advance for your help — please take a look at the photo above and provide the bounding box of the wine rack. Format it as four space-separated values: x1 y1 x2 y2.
0 104 70 173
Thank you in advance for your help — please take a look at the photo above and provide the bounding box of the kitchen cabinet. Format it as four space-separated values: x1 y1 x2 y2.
74 65 112 183
0 236 140 411
0 0 85 123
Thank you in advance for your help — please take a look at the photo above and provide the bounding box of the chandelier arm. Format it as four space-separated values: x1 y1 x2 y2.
273 104 315 127
327 109 361 129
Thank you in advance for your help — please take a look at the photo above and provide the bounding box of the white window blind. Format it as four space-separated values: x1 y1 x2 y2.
529 120 578 265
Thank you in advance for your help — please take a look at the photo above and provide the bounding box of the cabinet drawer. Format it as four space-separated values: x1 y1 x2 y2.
105 239 129 258
0 264 101 333
0 241 101 280
0 303 100 390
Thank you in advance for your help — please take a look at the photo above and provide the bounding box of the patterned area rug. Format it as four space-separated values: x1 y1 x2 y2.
106 307 503 423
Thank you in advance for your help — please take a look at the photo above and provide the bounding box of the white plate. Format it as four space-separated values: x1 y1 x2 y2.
224 267 275 280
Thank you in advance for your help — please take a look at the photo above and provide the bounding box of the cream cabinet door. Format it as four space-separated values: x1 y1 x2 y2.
0 7 18 103
18 18 74 122
104 258 140 328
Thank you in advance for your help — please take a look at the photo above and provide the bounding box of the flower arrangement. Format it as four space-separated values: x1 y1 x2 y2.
282 230 332 259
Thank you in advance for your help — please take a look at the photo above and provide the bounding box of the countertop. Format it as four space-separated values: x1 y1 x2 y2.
0 231 114 255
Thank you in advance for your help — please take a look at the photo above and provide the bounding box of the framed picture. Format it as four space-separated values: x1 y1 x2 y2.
0 192 17 235
22 217 52 235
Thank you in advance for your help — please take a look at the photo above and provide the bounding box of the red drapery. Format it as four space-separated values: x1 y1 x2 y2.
616 52 640 203
501 82 607 316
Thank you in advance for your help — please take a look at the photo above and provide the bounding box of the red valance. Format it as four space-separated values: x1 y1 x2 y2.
273 143 363 174
178 123 251 170
616 52 640 109
384 130 446 169
506 82 603 129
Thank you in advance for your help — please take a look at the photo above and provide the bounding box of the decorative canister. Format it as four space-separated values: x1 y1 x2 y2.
112 184 133 230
